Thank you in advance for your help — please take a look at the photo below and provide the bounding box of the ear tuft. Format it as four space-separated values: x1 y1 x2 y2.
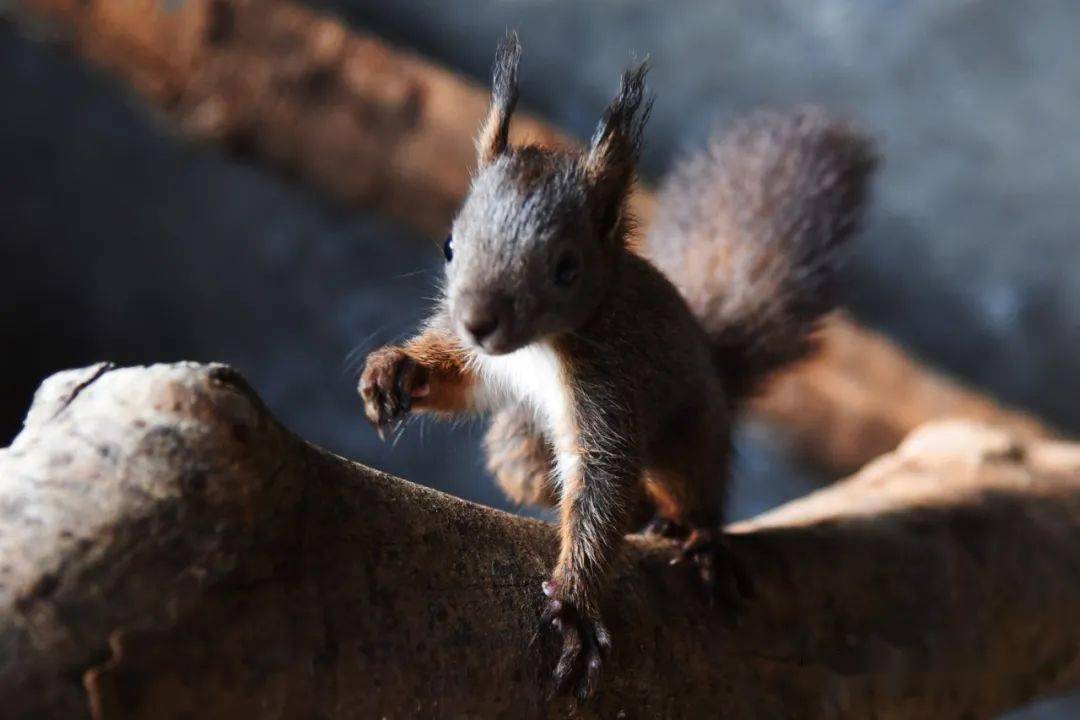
588 61 652 170
586 60 653 239
477 32 522 167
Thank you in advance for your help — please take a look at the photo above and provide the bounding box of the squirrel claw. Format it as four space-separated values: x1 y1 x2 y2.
643 516 689 540
359 347 425 436
676 529 755 610
541 591 610 700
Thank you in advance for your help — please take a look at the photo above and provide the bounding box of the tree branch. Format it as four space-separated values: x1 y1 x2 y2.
1 363 1077 718
11 0 1054 473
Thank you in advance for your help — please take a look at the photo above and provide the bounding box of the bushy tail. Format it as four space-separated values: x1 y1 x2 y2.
646 108 876 401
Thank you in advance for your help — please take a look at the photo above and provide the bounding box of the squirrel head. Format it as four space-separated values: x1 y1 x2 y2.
443 33 652 356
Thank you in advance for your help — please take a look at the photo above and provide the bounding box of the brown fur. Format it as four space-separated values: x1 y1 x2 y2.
402 327 477 415
360 38 875 699
485 405 559 507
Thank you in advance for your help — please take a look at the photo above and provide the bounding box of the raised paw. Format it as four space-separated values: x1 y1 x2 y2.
540 579 611 699
358 347 429 439
671 528 755 610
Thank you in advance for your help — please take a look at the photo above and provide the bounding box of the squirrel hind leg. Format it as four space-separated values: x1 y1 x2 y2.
484 405 560 508
643 405 730 531
484 405 660 525
645 419 755 607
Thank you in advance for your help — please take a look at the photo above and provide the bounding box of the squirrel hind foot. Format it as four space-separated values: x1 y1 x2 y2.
673 529 756 613
642 516 690 540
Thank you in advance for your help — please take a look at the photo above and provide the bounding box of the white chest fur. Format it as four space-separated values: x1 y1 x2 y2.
477 342 579 485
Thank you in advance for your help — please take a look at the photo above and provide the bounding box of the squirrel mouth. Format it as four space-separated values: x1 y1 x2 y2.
454 304 532 357
455 320 530 357
468 333 527 357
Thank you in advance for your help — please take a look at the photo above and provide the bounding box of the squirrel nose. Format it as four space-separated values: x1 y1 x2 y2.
463 308 500 344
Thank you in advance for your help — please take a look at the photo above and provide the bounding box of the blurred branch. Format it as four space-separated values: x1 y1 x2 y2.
12 0 1055 472
2 363 1078 718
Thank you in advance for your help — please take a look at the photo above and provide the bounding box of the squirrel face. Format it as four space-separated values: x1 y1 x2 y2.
445 149 615 356
442 36 652 357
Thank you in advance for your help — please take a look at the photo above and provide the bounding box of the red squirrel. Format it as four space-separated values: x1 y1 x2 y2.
360 34 876 698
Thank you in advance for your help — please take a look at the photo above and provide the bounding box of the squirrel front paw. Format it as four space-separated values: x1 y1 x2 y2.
540 579 611 699
359 347 429 438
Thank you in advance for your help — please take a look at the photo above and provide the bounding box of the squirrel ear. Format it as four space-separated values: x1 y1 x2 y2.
585 61 652 239
476 32 522 167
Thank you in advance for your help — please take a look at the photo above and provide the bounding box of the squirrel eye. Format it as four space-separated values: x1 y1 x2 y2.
553 250 580 287
442 234 453 262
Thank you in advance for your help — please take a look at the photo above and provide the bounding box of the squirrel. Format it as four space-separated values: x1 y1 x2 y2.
360 34 876 698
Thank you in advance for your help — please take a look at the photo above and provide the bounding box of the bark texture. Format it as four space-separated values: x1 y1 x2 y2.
12 0 1053 473
0 362 1078 719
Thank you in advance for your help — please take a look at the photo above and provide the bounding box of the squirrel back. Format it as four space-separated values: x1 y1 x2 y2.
646 108 877 401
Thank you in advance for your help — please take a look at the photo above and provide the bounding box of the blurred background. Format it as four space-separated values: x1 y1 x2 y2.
1 2 1077 716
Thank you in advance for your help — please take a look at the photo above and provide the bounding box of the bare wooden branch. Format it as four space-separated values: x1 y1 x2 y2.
12 0 1054 472
1 362 1077 718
